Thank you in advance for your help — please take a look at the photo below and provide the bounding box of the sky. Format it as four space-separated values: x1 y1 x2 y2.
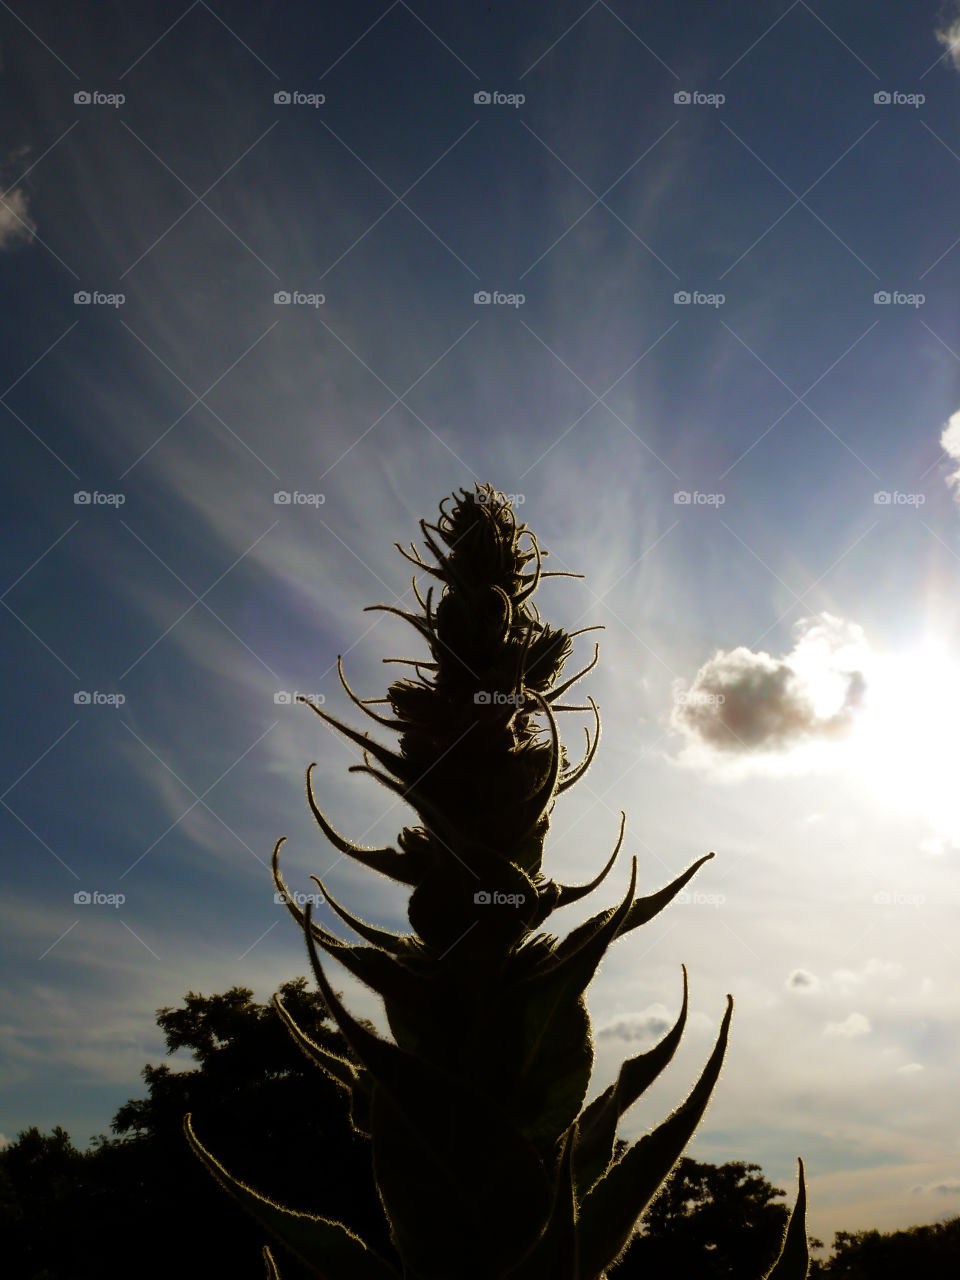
3 0 960 1254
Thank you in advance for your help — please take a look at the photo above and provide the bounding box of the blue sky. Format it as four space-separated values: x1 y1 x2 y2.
5 0 960 1250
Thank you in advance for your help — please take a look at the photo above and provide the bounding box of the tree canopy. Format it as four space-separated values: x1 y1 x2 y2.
3 977 958 1277
1 979 388 1279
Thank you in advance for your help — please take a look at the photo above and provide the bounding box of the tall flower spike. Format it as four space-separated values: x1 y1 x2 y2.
188 483 809 1280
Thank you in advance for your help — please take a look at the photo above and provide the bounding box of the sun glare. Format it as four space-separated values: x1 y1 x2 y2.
846 641 960 849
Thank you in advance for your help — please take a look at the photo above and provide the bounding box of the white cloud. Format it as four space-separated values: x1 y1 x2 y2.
832 968 862 991
0 186 35 251
864 957 905 981
941 409 960 495
897 1062 924 1076
935 16 960 72
670 614 869 761
824 1012 871 1038
597 1002 674 1042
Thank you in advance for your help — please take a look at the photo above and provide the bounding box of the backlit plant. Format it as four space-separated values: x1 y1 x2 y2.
185 483 808 1279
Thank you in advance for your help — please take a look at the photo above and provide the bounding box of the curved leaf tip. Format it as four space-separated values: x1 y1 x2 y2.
762 1156 809 1280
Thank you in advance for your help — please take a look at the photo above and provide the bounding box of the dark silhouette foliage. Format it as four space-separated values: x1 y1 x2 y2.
809 1217 960 1278
610 1155 823 1277
3 979 957 1276
0 980 387 1279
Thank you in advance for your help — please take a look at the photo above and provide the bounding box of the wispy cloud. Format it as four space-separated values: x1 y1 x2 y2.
935 11 960 72
911 1176 960 1195
0 187 35 251
824 1011 871 1038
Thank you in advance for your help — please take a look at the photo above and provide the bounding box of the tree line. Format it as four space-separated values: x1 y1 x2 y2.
2 981 956 1277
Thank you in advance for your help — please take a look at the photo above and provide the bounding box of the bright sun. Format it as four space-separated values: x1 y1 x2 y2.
844 642 960 850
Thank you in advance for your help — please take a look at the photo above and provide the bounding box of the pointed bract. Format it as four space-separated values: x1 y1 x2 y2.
184 1114 401 1280
576 996 734 1279
763 1159 810 1280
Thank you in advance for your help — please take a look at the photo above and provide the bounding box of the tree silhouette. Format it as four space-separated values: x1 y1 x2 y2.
610 1155 823 1277
809 1217 960 1278
0 981 388 1278
0 1125 90 1279
185 483 809 1279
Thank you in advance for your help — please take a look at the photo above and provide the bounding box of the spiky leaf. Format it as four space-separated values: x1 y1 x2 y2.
576 996 733 1278
183 1114 401 1280
763 1158 809 1279
573 966 689 1197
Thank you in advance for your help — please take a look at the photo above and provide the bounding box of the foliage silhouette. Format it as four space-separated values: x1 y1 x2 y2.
608 1155 823 1277
808 1217 960 1278
185 483 809 1279
0 981 388 1279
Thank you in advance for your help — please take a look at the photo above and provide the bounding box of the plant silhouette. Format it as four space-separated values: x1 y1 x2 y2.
185 483 809 1279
